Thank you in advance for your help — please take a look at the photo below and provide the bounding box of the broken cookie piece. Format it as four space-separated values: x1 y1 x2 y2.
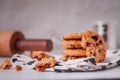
35 57 56 71
15 65 22 71
28 51 51 60
28 51 56 71
0 59 12 70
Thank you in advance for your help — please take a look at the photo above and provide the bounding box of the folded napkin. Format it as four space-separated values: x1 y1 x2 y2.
11 50 120 72
54 50 120 72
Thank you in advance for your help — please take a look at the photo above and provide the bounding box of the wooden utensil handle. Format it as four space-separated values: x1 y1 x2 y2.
15 39 53 52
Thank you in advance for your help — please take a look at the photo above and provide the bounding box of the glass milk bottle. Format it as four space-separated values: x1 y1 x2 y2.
94 21 117 49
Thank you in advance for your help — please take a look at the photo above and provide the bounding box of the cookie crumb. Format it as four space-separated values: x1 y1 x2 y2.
0 59 12 70
15 65 22 71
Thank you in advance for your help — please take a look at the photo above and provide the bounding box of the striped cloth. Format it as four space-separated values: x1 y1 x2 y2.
11 50 120 72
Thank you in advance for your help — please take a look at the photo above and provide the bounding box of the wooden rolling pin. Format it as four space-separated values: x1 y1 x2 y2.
0 31 53 57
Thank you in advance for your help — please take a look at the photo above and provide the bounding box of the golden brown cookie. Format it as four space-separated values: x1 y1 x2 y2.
35 57 56 71
63 33 82 40
28 51 51 60
62 49 86 57
61 40 82 49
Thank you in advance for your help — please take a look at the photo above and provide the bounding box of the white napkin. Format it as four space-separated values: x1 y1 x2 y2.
10 50 120 72
11 54 38 69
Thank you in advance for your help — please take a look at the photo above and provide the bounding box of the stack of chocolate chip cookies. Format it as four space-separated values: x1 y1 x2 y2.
60 30 106 63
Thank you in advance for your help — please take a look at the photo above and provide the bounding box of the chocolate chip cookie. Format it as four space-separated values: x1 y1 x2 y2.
60 30 106 63
28 51 56 71
35 57 56 71
81 30 106 62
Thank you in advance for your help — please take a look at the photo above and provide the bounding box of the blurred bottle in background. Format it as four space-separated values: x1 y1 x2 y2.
94 21 117 49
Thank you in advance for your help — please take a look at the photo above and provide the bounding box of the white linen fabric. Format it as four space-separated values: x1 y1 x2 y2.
11 50 120 72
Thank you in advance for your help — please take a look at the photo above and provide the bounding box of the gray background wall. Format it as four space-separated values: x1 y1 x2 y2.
0 0 120 50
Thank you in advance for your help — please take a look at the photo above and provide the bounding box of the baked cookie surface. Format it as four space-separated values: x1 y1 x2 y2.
63 33 82 40
61 40 82 49
62 49 86 57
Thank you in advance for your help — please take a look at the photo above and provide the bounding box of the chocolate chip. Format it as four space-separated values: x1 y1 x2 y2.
93 53 96 56
96 43 99 46
12 58 17 62
45 64 50 68
91 35 98 41
99 40 103 44
86 42 91 46
4 65 9 69
80 47 83 49
34 56 38 58
79 38 82 41
98 49 101 52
